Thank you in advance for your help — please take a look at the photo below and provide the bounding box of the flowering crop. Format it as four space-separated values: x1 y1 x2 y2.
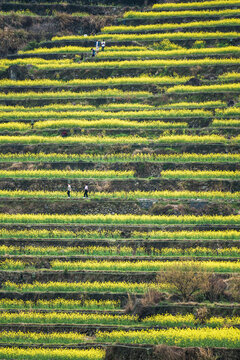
0 347 105 360
97 46 240 59
96 327 240 347
0 89 150 100
0 228 238 240
0 244 238 258
102 19 240 33
0 169 134 179
50 259 240 273
161 170 240 180
0 152 239 163
0 213 239 225
152 0 240 10
0 298 120 310
123 9 240 20
167 83 240 94
0 134 229 145
0 189 239 201
3 280 169 293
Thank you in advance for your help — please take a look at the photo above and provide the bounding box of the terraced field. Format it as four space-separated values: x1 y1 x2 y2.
0 0 240 359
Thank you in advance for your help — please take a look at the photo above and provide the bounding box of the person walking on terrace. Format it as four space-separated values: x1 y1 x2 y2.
67 183 71 198
84 184 89 198
101 40 106 51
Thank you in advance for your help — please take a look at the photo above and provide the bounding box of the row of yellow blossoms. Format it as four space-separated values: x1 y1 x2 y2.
2 259 239 273
19 45 144 55
0 213 239 225
123 9 240 19
161 170 240 180
167 83 240 94
0 108 212 119
0 152 239 163
0 328 239 348
0 89 150 99
102 18 240 33
0 100 226 111
0 298 120 310
1 189 239 201
49 259 240 273
96 327 240 347
96 46 240 59
0 244 239 257
0 120 187 131
0 311 239 327
1 57 240 71
0 347 105 360
1 119 238 131
0 134 237 144
0 74 192 87
152 0 240 10
52 32 240 42
3 280 170 293
0 229 239 240
0 169 135 179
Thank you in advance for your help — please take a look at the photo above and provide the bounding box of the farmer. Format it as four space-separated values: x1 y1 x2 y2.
67 183 71 198
101 40 106 51
84 184 89 198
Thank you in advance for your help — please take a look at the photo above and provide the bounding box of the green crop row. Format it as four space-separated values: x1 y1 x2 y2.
0 169 134 179
0 244 238 257
96 327 240 348
0 108 211 121
161 170 240 180
19 45 144 55
0 100 226 112
0 347 104 360
0 310 238 327
152 0 240 11
97 46 240 59
212 119 240 127
36 58 240 70
0 89 150 100
0 75 191 87
0 134 232 145
2 280 168 293
0 152 239 163
0 298 120 310
123 9 240 20
167 83 240 93
0 229 238 240
0 120 187 131
52 31 240 42
216 107 240 117
48 259 240 273
0 213 239 225
102 18 240 33
1 189 239 201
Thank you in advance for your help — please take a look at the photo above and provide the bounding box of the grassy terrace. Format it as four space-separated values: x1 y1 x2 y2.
0 0 240 357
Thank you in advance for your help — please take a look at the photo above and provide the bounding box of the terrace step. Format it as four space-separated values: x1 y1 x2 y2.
0 161 239 172
0 198 239 216
0 2 129 15
0 323 160 336
0 238 239 250
1 224 240 233
0 269 158 283
0 178 239 193
1 127 240 137
0 255 239 263
0 143 239 155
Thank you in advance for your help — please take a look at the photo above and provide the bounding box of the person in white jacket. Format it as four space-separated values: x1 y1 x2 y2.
84 185 89 198
67 184 71 198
